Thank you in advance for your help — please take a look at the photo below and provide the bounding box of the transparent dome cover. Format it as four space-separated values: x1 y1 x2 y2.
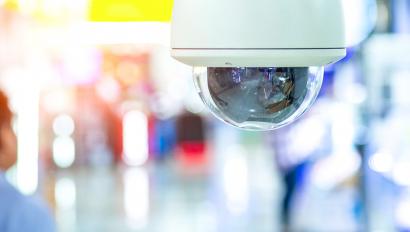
193 67 324 131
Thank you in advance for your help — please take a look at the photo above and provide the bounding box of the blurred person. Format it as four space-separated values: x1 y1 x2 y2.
272 56 363 231
269 69 336 231
0 90 56 232
271 103 332 232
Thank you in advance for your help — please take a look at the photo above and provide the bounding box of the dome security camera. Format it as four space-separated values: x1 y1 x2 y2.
171 0 347 131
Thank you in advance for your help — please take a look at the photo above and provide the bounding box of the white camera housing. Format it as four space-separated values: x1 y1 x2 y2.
171 0 347 130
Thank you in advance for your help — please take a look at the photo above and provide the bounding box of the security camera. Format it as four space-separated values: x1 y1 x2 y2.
171 0 346 130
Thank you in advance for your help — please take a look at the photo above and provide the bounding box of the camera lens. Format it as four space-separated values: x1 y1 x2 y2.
193 66 323 130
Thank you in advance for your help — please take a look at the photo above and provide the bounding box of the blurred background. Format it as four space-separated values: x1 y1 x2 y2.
0 0 410 231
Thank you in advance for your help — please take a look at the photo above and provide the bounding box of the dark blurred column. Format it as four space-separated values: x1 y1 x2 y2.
175 112 207 165
391 0 410 33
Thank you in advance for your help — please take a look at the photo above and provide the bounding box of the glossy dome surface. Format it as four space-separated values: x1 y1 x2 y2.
194 67 324 130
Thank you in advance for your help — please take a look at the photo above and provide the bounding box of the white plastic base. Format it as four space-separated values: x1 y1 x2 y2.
171 48 346 67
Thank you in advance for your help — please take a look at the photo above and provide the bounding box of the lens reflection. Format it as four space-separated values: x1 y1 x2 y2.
206 67 312 127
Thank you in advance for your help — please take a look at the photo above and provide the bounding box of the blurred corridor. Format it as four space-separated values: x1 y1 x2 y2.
1 0 410 231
